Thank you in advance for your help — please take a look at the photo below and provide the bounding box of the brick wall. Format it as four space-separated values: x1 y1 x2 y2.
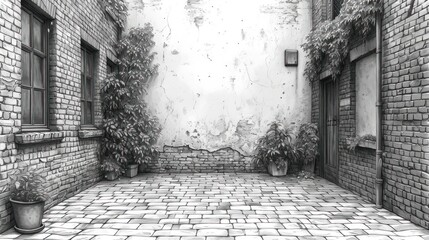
311 1 375 196
142 146 264 173
337 60 376 202
0 0 119 233
310 0 429 229
382 0 429 228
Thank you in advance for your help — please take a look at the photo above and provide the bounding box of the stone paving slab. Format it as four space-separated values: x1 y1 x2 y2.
1 173 429 240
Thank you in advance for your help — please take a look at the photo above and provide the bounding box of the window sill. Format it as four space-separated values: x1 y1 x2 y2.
15 131 64 145
346 138 376 150
78 129 103 139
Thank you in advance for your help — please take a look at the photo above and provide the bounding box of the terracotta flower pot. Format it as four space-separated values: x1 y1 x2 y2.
125 164 138 178
105 171 119 181
10 199 45 234
267 161 288 177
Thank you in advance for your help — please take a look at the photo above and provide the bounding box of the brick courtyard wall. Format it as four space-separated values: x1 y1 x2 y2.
310 0 429 229
381 0 429 228
337 61 376 202
142 146 264 173
0 0 120 233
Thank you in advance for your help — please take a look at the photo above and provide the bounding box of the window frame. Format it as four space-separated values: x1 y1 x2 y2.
80 45 96 127
353 51 377 138
332 0 343 19
21 6 50 132
106 59 118 75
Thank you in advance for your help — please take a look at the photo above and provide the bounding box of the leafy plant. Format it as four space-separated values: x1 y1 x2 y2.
254 122 298 170
99 0 128 28
10 169 48 202
101 158 123 175
295 123 319 170
101 25 161 172
348 134 376 151
302 0 382 82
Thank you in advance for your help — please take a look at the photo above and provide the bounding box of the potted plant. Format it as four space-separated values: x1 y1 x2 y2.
295 123 319 173
254 122 298 176
125 162 138 178
101 159 123 180
9 169 48 234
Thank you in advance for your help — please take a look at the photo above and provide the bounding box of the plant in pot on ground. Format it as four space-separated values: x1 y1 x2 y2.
101 158 123 181
254 122 298 177
101 24 161 179
295 123 319 173
9 169 49 234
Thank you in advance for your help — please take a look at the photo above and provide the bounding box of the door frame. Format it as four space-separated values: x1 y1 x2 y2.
319 77 339 183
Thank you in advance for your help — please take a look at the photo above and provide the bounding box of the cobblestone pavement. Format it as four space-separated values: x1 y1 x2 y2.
2 173 429 240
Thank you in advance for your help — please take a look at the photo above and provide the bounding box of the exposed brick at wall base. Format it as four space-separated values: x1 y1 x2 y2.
142 146 265 173
339 147 376 202
0 0 119 233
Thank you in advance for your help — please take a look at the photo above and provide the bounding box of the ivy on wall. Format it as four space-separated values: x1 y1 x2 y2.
101 25 160 172
100 0 128 28
302 0 382 82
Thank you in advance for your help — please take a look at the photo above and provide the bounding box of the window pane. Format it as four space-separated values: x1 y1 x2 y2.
81 73 85 100
33 90 45 124
85 102 92 124
22 88 31 124
21 10 31 46
86 52 92 77
33 55 44 88
81 49 85 74
22 51 31 86
33 18 43 51
86 77 92 100
81 100 85 124
107 64 112 75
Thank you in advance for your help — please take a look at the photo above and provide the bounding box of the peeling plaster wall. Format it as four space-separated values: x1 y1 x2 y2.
127 0 312 155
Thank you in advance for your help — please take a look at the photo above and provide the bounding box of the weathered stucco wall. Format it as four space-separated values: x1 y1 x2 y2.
127 0 312 155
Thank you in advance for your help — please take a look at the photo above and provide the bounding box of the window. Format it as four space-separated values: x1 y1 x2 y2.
21 7 48 130
332 0 344 19
81 46 95 126
355 54 376 137
106 60 118 75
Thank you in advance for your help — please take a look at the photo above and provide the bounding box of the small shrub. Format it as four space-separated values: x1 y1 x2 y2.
101 158 123 175
254 122 298 170
295 123 319 170
10 169 48 202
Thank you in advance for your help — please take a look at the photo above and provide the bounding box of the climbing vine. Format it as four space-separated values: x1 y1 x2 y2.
100 0 128 28
302 0 382 82
101 25 160 173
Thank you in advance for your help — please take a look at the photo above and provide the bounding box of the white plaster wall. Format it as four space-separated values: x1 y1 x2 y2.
126 0 312 155
356 54 377 137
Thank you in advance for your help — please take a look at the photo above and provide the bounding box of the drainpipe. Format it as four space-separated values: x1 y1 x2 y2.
375 11 383 209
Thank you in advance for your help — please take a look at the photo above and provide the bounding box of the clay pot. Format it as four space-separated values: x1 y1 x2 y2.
105 171 119 181
267 161 288 177
10 199 45 234
125 164 138 178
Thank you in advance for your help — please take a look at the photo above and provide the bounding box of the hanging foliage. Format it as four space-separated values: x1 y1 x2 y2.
100 0 128 28
302 0 382 82
101 24 160 173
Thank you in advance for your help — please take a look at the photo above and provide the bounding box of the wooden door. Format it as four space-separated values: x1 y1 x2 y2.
321 79 339 183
